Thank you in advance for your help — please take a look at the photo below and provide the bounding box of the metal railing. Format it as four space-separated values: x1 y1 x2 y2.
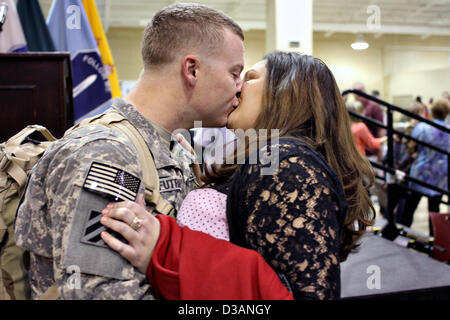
342 89 449 241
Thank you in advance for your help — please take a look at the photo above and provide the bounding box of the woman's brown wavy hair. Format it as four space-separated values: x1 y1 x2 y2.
203 51 376 261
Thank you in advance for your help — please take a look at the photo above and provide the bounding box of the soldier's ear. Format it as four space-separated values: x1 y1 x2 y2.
181 55 199 87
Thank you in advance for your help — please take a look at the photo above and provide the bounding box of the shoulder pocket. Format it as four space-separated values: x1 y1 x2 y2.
63 181 136 281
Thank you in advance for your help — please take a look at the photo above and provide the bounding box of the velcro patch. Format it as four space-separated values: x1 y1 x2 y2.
81 210 128 248
159 176 182 193
83 162 141 202
188 171 196 182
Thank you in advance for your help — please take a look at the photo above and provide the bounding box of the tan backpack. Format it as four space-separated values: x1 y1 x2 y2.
0 125 56 300
0 110 175 300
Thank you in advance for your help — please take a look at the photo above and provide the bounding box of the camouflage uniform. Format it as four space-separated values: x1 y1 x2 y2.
14 98 198 299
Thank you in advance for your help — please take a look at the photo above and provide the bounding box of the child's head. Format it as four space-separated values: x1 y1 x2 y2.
431 99 449 120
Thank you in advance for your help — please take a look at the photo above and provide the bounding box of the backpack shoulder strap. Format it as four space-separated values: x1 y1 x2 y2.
107 119 176 216
72 111 175 216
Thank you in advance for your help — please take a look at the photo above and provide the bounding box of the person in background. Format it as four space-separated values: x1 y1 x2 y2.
382 130 414 225
442 91 450 125
346 100 387 217
400 99 450 234
403 102 427 159
390 102 427 225
347 101 387 157
443 91 450 101
415 96 431 119
353 82 385 217
427 97 434 118
353 82 385 140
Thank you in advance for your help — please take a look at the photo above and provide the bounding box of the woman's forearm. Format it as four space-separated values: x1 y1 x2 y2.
147 214 293 300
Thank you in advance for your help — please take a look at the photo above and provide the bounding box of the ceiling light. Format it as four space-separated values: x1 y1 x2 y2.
351 34 369 50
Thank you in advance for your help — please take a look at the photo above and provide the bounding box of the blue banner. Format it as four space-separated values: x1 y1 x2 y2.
47 0 112 122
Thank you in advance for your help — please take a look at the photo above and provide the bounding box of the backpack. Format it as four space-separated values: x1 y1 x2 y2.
0 125 56 300
0 110 175 300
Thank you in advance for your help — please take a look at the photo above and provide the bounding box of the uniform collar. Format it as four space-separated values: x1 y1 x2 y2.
149 116 173 151
111 98 179 169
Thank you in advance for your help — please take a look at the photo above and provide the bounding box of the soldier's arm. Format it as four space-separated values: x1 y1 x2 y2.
46 134 154 299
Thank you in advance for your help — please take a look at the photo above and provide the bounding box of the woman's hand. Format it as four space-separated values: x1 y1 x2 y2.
100 194 160 274
175 133 204 186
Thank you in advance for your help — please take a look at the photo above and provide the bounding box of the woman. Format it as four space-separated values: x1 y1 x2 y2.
100 52 376 300
346 101 387 157
400 99 449 232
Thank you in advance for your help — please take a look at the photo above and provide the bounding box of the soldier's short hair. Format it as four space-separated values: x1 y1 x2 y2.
141 3 244 68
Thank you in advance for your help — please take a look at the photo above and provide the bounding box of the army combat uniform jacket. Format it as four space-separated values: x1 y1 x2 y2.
15 99 198 299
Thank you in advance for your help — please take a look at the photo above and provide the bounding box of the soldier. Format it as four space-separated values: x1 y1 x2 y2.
14 3 244 299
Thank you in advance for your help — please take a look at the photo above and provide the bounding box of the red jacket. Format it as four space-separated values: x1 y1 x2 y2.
147 214 294 300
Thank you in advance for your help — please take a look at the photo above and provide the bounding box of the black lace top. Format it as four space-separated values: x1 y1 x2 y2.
226 138 348 299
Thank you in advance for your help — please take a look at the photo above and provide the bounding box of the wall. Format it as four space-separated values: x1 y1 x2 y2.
313 33 450 104
37 0 449 104
106 27 144 81
313 34 385 95
243 30 266 71
105 27 449 106
389 68 450 105
107 28 268 80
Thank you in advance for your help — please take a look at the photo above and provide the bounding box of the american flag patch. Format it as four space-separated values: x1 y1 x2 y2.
83 162 141 202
